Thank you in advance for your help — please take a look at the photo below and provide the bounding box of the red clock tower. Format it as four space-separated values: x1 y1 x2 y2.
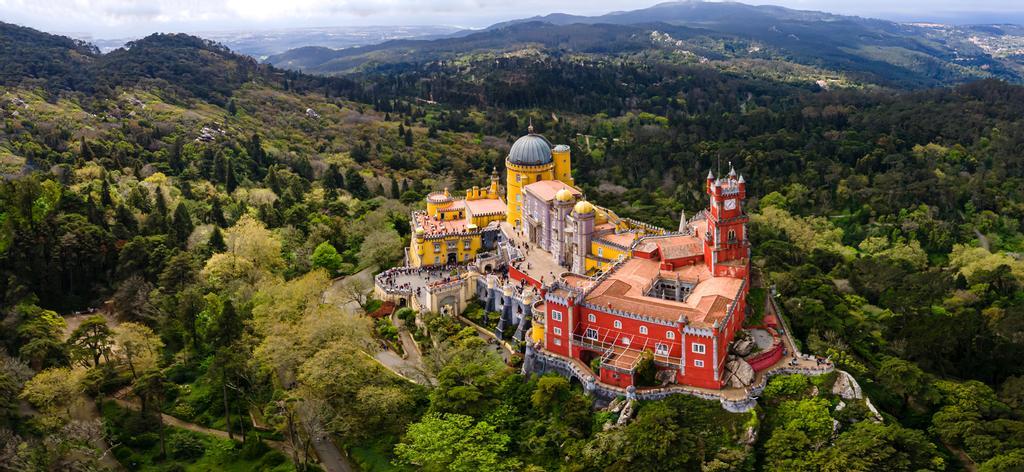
703 166 750 279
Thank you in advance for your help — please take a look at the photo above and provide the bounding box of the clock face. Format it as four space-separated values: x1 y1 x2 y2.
724 199 737 210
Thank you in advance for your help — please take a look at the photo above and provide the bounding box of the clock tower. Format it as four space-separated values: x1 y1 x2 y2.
703 166 750 278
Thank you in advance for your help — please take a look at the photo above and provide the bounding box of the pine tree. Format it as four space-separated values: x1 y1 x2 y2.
210 198 226 227
208 226 227 252
226 99 238 116
390 177 400 199
171 203 194 247
404 129 414 147
79 137 94 162
169 136 184 172
345 168 369 199
100 178 113 207
225 158 238 193
398 123 405 138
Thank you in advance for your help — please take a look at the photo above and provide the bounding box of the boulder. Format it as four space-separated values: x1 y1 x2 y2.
832 371 861 400
731 338 755 357
725 358 756 388
616 399 636 426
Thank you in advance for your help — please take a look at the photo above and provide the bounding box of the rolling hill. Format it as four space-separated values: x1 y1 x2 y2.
266 0 1024 88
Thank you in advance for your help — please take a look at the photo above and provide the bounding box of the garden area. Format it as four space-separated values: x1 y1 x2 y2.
101 401 293 472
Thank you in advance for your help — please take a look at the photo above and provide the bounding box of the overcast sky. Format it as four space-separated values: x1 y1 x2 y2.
2 0 1023 38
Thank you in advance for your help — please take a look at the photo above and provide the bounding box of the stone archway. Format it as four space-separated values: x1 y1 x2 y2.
439 294 459 315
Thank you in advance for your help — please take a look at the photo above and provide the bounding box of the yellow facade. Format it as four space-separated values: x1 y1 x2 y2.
410 230 483 267
591 240 630 262
553 145 573 185
505 161 554 227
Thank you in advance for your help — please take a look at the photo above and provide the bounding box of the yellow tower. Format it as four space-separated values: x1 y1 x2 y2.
505 126 556 227
553 144 572 185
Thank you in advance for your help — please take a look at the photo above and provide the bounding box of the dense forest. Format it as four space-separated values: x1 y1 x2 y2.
1 19 1024 472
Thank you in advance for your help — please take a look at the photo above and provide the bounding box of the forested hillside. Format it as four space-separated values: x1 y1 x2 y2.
1 18 1024 472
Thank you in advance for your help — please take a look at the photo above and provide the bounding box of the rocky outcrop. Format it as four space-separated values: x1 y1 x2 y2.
725 358 756 388
832 370 861 400
731 337 755 357
616 399 636 426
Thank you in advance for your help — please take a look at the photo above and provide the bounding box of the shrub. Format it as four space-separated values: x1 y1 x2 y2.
171 402 196 420
762 374 811 400
259 450 288 468
168 431 205 460
128 432 160 448
396 307 416 324
240 435 270 460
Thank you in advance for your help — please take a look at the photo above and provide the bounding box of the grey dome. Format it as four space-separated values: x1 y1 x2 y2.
507 133 553 166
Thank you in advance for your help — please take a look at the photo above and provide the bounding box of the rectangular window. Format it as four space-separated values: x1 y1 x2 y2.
553 327 562 335
655 343 669 355
639 325 648 335
551 310 563 322
694 359 704 368
463 239 471 250
598 247 604 257
585 328 598 340
553 338 561 346
691 343 706 354
433 243 441 253
516 174 521 182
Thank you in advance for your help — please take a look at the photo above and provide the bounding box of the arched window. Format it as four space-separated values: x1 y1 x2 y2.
613 320 622 329
666 331 675 340
728 229 737 242
588 313 596 322
621 337 630 346
639 325 648 335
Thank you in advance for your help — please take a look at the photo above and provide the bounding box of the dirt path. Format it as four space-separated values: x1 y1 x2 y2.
69 395 124 471
110 394 290 454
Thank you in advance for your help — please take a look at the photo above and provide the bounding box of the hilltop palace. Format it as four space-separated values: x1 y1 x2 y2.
375 127 833 407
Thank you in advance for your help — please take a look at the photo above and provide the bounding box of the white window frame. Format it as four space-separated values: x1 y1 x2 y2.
694 359 704 368
553 327 562 335
621 337 630 346
551 310 563 322
553 338 561 346
666 331 675 340
655 343 669 355
433 243 441 253
691 342 706 354
639 325 648 335
613 320 622 329
585 328 598 340
588 313 596 322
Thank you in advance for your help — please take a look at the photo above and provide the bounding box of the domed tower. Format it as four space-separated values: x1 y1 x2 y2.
570 200 596 274
506 126 555 227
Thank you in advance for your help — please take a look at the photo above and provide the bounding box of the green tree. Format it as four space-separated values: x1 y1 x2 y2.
311 241 343 274
16 304 68 370
66 315 112 367
208 226 227 252
20 367 84 418
394 413 520 472
170 203 194 247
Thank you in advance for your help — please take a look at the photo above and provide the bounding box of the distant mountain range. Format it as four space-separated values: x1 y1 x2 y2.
77 25 463 58
264 0 1024 88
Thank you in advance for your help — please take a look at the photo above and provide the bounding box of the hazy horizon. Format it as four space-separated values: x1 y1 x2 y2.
2 0 1023 40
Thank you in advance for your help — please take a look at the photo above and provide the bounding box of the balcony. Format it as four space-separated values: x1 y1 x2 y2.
570 323 683 370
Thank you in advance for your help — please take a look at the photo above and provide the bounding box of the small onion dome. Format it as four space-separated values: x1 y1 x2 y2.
555 188 574 202
574 200 595 214
507 133 553 166
415 227 424 234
